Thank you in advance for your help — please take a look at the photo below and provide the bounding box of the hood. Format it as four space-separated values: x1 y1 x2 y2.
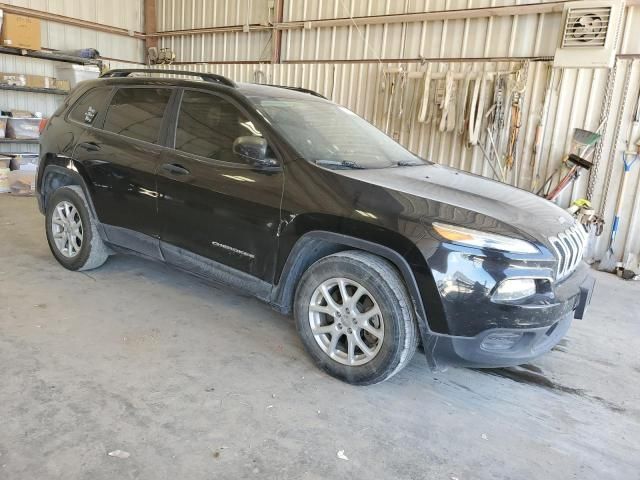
338 164 575 242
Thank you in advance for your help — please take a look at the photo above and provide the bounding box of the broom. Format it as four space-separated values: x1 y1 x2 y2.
599 152 639 271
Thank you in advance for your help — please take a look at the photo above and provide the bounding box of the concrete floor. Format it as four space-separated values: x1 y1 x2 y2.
1 194 639 480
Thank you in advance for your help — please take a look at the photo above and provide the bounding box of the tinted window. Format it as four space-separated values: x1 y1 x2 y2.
175 90 264 163
68 87 111 126
103 88 172 144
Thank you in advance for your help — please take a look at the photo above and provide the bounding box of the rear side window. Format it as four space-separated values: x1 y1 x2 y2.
103 88 172 144
68 87 111 126
174 90 264 163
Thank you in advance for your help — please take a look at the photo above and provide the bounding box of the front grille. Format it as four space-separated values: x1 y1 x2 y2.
549 224 588 281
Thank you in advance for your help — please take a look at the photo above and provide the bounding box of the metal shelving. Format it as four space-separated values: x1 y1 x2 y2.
0 138 39 144
0 84 68 96
0 46 101 66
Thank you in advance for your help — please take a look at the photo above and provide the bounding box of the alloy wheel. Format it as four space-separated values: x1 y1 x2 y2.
51 200 84 258
308 277 384 366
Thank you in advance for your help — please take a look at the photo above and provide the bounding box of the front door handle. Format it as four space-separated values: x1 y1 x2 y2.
77 141 100 152
161 163 191 176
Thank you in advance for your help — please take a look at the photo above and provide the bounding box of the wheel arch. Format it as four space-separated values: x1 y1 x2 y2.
271 230 434 336
39 162 98 220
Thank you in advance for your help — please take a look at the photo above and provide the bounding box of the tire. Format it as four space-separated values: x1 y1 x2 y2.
294 250 419 385
45 186 110 271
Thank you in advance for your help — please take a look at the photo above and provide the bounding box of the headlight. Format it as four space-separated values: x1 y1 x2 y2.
432 222 539 254
492 278 537 302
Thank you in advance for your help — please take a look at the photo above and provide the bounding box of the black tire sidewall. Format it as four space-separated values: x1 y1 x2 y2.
294 255 409 385
45 187 95 271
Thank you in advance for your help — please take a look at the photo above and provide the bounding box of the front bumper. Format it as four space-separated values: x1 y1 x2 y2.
423 267 595 369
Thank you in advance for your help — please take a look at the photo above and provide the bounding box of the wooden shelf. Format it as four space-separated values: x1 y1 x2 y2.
0 84 68 95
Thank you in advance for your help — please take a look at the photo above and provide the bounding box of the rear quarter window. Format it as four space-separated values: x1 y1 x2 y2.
68 87 111 126
102 87 172 144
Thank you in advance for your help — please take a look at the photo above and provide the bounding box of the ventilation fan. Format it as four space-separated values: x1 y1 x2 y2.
554 0 625 68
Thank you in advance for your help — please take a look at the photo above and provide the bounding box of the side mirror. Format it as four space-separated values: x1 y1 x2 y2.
233 136 278 168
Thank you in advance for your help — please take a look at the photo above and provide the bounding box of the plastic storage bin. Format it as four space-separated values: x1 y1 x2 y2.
0 116 7 137
55 64 100 88
9 153 39 171
0 157 10 193
6 117 41 139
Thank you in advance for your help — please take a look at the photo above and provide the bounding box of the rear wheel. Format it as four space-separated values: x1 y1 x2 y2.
294 250 419 385
45 186 110 271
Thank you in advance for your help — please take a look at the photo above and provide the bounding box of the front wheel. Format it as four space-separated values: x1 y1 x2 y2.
294 250 419 385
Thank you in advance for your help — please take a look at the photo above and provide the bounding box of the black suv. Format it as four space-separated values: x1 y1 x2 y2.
37 69 595 385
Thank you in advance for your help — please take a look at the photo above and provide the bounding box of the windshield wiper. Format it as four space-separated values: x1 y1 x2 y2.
315 159 366 170
396 160 424 167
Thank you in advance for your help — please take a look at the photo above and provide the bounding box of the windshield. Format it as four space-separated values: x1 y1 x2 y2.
249 95 428 170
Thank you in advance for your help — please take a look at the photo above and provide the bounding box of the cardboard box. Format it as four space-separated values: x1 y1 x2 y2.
25 74 46 88
54 79 70 91
1 14 41 51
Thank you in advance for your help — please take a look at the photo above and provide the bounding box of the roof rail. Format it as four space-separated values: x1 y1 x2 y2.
100 69 237 88
264 84 327 99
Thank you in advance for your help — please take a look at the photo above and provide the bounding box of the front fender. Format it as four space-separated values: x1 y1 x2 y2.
272 222 446 370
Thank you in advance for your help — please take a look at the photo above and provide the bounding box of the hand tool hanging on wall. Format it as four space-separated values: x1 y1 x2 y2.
626 78 640 155
505 65 528 172
478 134 507 182
479 74 508 179
531 66 556 193
391 69 407 141
384 70 397 135
439 71 457 133
467 73 489 146
458 71 472 136
417 64 433 124
538 128 601 200
544 153 594 202
505 90 522 171
488 74 507 151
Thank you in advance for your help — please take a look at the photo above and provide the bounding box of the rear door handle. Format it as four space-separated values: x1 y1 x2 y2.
161 163 191 176
77 141 100 152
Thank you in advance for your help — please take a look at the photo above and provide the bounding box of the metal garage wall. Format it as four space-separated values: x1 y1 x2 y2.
3 0 145 62
281 0 563 60
157 0 272 62
158 1 640 266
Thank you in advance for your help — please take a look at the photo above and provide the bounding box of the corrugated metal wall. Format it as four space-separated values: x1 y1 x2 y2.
4 0 145 62
158 0 272 62
156 1 640 266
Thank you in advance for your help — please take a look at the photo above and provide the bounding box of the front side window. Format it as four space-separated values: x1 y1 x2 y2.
68 87 111 126
175 90 265 164
103 88 172 144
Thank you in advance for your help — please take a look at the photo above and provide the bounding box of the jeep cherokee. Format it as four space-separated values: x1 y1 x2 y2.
36 69 595 385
